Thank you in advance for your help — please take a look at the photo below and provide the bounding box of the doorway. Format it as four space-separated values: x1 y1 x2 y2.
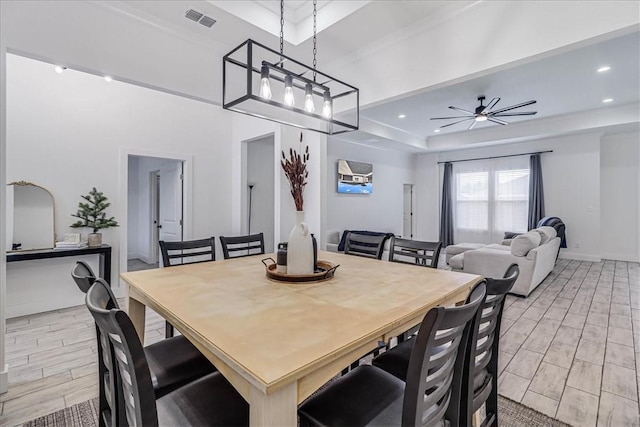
127 155 184 271
242 135 275 252
403 184 414 239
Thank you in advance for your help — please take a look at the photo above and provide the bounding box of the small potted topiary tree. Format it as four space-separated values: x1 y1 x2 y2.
71 187 119 247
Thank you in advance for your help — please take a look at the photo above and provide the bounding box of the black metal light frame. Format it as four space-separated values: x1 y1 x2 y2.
223 39 359 135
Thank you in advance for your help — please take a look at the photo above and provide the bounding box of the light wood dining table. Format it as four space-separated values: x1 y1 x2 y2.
121 250 482 426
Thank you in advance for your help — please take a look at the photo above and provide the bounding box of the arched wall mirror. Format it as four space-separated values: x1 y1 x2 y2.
6 181 55 252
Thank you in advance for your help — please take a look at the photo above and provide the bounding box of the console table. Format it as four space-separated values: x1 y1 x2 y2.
7 244 112 284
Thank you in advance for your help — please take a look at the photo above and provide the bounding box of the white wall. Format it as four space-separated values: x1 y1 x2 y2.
415 131 640 262
600 132 640 261
326 139 415 238
5 54 237 315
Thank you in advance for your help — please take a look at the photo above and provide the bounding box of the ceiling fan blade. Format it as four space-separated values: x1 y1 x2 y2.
488 117 509 125
489 100 536 115
468 120 478 130
440 118 475 128
448 106 475 115
430 115 475 120
491 111 537 117
482 97 500 113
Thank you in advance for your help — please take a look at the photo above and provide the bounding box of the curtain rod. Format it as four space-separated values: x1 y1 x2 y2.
437 150 553 165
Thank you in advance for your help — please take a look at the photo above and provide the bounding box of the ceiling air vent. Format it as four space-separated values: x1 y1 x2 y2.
199 16 216 28
185 9 216 28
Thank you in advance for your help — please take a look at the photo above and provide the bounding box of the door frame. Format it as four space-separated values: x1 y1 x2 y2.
149 170 160 265
119 147 193 288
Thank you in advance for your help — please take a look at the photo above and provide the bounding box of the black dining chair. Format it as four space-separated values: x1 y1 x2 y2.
159 237 216 267
372 264 520 427
298 282 486 427
86 282 249 427
219 232 265 259
344 232 387 260
73 263 216 426
71 260 97 293
158 237 216 337
388 236 442 268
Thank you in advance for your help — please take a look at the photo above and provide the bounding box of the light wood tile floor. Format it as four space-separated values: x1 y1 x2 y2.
1 259 639 426
1 300 166 427
500 259 640 427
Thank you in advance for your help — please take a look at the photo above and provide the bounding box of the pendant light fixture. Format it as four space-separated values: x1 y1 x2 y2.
222 0 359 135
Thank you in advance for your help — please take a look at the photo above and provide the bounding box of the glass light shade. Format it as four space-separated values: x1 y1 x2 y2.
259 65 272 100
304 84 315 113
475 115 488 122
284 75 295 107
322 91 332 118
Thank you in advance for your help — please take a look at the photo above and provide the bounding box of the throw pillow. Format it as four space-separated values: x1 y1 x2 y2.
537 226 557 243
511 231 541 257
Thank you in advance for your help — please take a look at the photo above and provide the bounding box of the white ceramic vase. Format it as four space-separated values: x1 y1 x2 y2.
287 211 314 275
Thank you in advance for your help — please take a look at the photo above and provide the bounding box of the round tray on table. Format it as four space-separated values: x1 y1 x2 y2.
261 258 339 283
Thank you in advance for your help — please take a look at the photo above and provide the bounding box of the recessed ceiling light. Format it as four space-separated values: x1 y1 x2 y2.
104 76 113 82
398 114 406 119
54 66 66 74
597 66 611 73
434 129 440 133
602 98 614 103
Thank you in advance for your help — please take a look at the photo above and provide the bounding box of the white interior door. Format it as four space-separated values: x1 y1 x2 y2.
403 184 413 239
159 161 183 244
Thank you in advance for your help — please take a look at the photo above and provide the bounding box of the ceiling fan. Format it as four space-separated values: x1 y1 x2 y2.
431 96 537 130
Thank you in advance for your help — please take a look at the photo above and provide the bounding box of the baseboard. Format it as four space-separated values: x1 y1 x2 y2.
0 364 8 394
127 252 143 261
558 252 601 262
600 253 640 262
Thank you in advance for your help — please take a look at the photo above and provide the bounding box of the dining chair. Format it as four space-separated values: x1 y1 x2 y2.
298 282 486 427
344 232 387 260
219 232 265 259
158 236 216 337
71 260 96 293
73 264 216 426
86 282 249 427
159 236 216 267
459 263 519 427
372 264 519 427
388 236 442 268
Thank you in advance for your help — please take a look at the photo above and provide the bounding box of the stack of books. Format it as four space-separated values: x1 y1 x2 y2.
54 233 87 250
55 241 88 250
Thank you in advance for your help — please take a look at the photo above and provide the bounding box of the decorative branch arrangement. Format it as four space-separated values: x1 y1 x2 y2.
71 187 119 233
281 132 309 211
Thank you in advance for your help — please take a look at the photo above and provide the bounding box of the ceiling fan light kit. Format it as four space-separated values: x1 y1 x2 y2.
431 95 537 130
222 0 359 135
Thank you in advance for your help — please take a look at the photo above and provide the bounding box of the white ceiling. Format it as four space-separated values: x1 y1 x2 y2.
38 1 638 153
360 31 640 141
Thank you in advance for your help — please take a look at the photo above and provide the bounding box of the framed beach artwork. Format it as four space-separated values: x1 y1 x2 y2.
337 159 373 194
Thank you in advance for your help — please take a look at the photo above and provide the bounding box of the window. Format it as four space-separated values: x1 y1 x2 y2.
453 159 529 243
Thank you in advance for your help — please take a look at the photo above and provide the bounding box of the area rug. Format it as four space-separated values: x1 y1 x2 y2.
22 395 571 427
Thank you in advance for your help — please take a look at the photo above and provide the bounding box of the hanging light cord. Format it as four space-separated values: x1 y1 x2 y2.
280 0 284 62
313 0 317 82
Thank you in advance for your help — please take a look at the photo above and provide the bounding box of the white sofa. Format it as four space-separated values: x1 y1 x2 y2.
449 227 560 297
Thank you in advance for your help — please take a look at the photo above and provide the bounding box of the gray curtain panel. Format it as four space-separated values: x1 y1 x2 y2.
528 154 545 230
439 162 454 247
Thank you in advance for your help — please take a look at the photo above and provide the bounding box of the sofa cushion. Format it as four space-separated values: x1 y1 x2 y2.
510 232 541 257
449 253 464 270
536 226 557 244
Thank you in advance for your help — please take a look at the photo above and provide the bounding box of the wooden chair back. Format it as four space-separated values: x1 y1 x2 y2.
389 237 442 268
219 233 265 259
